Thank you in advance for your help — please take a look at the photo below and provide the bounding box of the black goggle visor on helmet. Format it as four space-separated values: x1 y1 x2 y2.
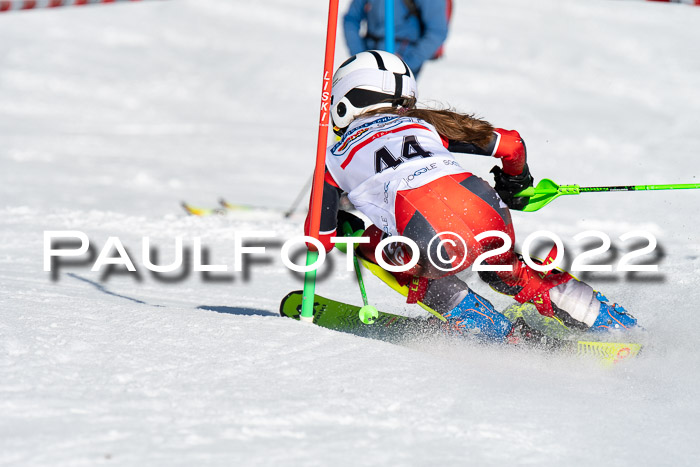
345 88 400 108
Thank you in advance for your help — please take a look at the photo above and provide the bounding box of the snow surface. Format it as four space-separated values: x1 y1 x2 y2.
1 0 700 465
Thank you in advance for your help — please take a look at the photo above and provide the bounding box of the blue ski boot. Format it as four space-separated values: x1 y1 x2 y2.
442 290 513 341
590 293 638 332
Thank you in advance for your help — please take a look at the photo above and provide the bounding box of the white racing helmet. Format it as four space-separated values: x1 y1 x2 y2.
331 50 417 135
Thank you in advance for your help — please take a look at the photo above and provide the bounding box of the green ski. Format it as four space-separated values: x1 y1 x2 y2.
279 290 440 341
280 291 642 367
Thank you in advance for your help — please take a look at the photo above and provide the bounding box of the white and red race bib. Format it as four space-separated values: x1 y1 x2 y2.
326 115 467 236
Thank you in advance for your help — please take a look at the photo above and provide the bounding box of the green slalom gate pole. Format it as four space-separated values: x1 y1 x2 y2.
301 251 319 322
516 179 700 212
300 0 340 322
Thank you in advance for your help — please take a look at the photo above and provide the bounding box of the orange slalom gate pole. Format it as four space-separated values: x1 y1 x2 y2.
300 0 340 322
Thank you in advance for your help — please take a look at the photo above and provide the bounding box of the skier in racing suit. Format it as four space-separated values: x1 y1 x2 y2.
304 51 638 342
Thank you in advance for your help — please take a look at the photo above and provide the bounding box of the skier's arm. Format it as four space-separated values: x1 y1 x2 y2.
399 0 448 72
447 129 533 210
447 129 526 176
343 0 368 56
303 170 342 253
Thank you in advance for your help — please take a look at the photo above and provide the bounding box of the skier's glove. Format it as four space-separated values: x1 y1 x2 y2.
490 164 534 211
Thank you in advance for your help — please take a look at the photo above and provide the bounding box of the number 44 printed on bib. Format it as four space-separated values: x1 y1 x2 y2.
375 136 433 173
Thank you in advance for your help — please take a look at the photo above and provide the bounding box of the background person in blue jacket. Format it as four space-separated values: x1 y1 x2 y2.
343 0 449 77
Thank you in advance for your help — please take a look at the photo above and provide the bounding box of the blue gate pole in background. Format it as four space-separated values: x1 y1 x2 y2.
385 0 395 53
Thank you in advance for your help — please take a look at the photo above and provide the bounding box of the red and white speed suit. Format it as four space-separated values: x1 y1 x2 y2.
305 114 598 328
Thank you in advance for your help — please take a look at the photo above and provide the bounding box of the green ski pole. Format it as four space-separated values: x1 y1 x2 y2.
516 179 700 212
342 222 379 325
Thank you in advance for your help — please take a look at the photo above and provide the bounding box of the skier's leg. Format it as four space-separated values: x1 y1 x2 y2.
479 249 638 333
421 274 469 313
362 172 517 279
354 173 515 309
393 172 639 334
387 172 519 277
341 206 514 340
422 275 512 340
389 174 518 340
421 275 561 346
342 212 563 342
348 172 638 334
352 173 510 308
